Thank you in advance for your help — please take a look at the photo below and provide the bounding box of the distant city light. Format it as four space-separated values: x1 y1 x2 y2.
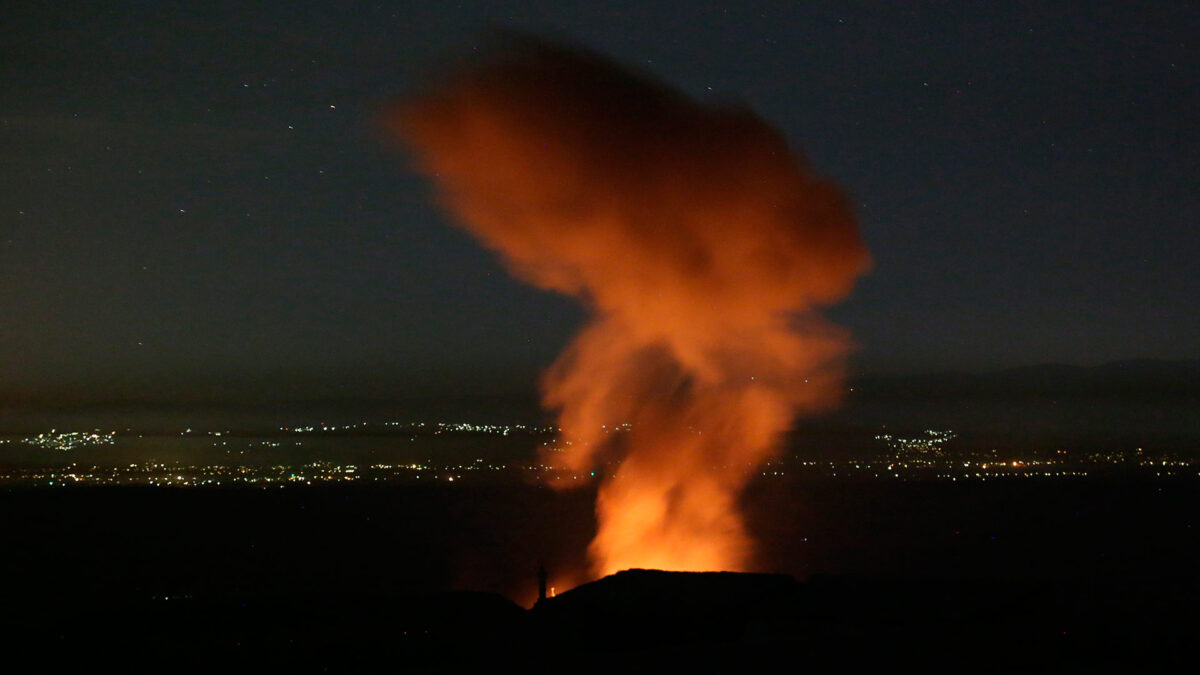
0 422 1192 487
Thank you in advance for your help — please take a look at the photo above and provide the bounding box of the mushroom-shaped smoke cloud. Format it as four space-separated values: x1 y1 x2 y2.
395 34 870 577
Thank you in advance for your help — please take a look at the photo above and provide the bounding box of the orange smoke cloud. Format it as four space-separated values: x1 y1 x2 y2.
395 35 869 577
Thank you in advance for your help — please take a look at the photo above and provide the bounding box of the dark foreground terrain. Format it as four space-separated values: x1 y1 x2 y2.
2 479 1196 672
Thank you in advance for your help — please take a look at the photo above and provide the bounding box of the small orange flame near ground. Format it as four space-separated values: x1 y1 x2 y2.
395 34 869 579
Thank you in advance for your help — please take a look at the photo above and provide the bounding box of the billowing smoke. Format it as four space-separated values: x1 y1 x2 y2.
396 35 869 577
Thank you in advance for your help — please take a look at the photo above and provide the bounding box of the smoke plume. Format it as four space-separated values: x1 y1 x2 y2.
396 35 869 577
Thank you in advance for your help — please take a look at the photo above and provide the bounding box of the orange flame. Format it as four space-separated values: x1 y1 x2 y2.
395 34 869 578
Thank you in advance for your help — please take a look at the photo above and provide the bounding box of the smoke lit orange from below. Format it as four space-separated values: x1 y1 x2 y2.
394 35 870 577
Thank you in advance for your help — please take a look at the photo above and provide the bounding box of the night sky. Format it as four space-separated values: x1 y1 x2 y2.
3 1 1197 408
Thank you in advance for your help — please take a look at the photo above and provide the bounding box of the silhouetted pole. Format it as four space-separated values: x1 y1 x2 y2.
537 563 548 604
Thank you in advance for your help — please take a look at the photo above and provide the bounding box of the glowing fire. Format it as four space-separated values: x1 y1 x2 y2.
396 34 869 578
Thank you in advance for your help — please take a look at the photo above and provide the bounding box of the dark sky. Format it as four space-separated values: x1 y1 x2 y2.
3 1 1197 407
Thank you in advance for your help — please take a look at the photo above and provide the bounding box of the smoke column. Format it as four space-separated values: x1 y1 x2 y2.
396 35 869 577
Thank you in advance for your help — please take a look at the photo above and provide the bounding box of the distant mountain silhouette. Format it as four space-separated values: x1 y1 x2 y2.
523 569 1193 671
539 568 799 611
5 567 1194 671
533 569 799 647
853 358 1200 399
